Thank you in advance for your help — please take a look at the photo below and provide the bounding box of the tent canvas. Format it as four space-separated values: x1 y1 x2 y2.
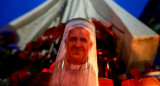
2 0 159 71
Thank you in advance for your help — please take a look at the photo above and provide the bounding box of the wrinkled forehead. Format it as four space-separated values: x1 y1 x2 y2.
68 27 90 37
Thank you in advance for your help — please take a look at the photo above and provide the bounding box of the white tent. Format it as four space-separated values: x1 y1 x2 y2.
3 0 159 71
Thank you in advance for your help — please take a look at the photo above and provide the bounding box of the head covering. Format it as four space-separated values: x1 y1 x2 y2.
52 18 98 86
56 18 97 68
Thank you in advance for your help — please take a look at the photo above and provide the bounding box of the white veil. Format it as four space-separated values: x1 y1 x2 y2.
51 18 98 86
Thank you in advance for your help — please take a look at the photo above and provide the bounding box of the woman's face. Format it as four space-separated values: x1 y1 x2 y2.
65 27 92 65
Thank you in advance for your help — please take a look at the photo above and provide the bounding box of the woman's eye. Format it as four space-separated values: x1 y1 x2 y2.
81 38 87 43
69 37 77 42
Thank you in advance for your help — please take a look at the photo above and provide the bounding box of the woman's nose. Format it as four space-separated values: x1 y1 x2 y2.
74 39 82 48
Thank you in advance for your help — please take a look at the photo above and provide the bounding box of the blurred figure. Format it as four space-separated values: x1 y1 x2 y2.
49 18 98 86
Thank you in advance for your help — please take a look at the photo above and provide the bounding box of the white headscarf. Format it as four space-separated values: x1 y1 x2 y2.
54 18 98 85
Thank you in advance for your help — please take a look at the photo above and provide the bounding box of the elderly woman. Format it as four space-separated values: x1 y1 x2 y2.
49 18 98 86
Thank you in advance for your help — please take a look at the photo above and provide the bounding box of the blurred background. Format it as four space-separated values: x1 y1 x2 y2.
0 0 160 86
0 0 160 34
